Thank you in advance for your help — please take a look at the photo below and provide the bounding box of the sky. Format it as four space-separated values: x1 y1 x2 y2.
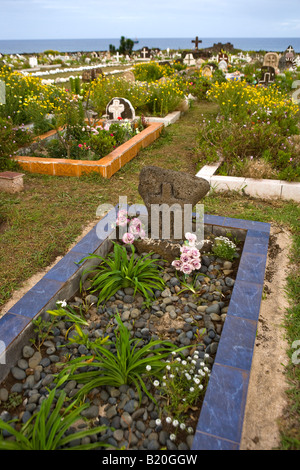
1 0 300 40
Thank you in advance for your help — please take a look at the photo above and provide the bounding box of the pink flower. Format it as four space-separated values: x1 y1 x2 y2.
181 263 193 275
78 143 83 148
180 253 191 264
190 259 201 270
172 259 182 270
122 232 135 244
189 248 200 259
116 210 128 227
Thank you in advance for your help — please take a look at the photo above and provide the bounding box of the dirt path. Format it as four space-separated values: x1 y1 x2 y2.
240 225 291 450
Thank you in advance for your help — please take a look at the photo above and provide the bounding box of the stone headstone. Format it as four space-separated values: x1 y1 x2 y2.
259 66 275 86
218 60 228 72
285 45 295 63
0 80 5 105
183 53 196 66
29 57 38 68
263 52 279 71
138 166 210 240
106 97 135 120
201 65 212 78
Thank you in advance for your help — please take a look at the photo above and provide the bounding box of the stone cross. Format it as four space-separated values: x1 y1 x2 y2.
115 52 120 62
192 36 202 50
108 98 125 119
0 80 5 105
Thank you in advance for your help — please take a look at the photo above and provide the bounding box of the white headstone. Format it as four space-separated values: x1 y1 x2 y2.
218 60 228 71
0 81 6 105
106 97 135 120
183 53 196 66
29 57 38 68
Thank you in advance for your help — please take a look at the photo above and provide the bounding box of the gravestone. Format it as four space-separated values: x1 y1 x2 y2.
263 52 279 71
259 66 275 86
285 45 295 63
218 60 228 72
201 65 212 78
82 67 103 82
29 57 38 68
106 97 135 120
183 53 196 66
137 166 210 240
122 71 135 83
0 81 5 105
140 47 151 59
218 52 228 63
192 36 202 50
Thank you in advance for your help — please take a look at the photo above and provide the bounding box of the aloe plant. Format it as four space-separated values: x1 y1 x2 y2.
0 387 110 450
79 242 166 305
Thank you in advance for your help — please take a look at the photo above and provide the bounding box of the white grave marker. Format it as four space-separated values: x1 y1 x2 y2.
0 81 5 105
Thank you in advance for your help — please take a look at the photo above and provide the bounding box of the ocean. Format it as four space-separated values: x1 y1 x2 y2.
1 37 300 55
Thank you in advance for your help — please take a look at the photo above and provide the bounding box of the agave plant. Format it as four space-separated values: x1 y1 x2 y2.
0 387 110 450
79 241 166 305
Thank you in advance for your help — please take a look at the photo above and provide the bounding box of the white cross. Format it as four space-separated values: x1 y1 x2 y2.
141 48 148 58
287 46 294 54
108 99 125 119
115 52 120 62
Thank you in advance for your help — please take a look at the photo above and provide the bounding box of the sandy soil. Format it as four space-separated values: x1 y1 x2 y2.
240 225 292 450
0 221 292 450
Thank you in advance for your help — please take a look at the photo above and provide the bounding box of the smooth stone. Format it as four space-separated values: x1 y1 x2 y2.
206 304 220 315
85 294 98 304
11 367 26 380
225 277 235 287
22 345 35 358
81 405 99 419
0 388 9 402
28 352 42 369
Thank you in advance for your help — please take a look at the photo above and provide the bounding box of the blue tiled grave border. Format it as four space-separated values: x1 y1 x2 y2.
0 210 270 450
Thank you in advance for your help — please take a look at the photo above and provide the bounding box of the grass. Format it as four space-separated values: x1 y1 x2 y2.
0 99 299 449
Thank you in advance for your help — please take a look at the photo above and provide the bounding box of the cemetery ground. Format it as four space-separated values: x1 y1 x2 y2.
0 100 299 450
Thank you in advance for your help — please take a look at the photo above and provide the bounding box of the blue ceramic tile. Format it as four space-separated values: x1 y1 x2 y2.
196 364 249 443
7 285 56 319
243 230 269 256
214 316 257 371
192 431 239 450
43 251 86 283
69 225 101 255
30 278 64 297
222 218 270 233
227 280 264 321
204 214 225 226
0 313 30 348
236 252 267 284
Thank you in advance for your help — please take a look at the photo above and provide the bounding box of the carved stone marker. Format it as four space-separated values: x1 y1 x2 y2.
263 52 279 71
106 97 135 120
259 66 275 86
138 166 210 240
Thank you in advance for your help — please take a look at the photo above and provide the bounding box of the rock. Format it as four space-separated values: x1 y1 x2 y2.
11 366 26 380
81 405 99 419
225 277 235 287
210 313 221 321
85 294 98 305
206 304 220 315
22 345 35 358
161 288 171 298
28 351 42 369
223 261 232 270
124 295 134 304
124 399 138 414
0 388 9 402
113 429 124 442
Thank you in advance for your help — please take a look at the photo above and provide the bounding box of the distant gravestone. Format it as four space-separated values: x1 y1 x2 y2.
259 66 276 86
140 47 151 59
0 81 5 105
29 57 38 68
106 97 135 120
218 52 228 63
122 71 135 83
82 67 103 82
285 45 295 63
263 52 279 71
138 166 210 240
201 65 212 78
218 60 228 72
183 53 196 66
192 36 202 50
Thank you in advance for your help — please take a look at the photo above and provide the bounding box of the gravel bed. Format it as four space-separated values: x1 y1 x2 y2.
0 249 238 450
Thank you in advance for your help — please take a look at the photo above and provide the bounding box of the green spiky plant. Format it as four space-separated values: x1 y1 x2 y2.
79 242 166 305
0 387 110 450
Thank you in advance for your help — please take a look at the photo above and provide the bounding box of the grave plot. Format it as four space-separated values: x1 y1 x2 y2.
0 167 270 450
